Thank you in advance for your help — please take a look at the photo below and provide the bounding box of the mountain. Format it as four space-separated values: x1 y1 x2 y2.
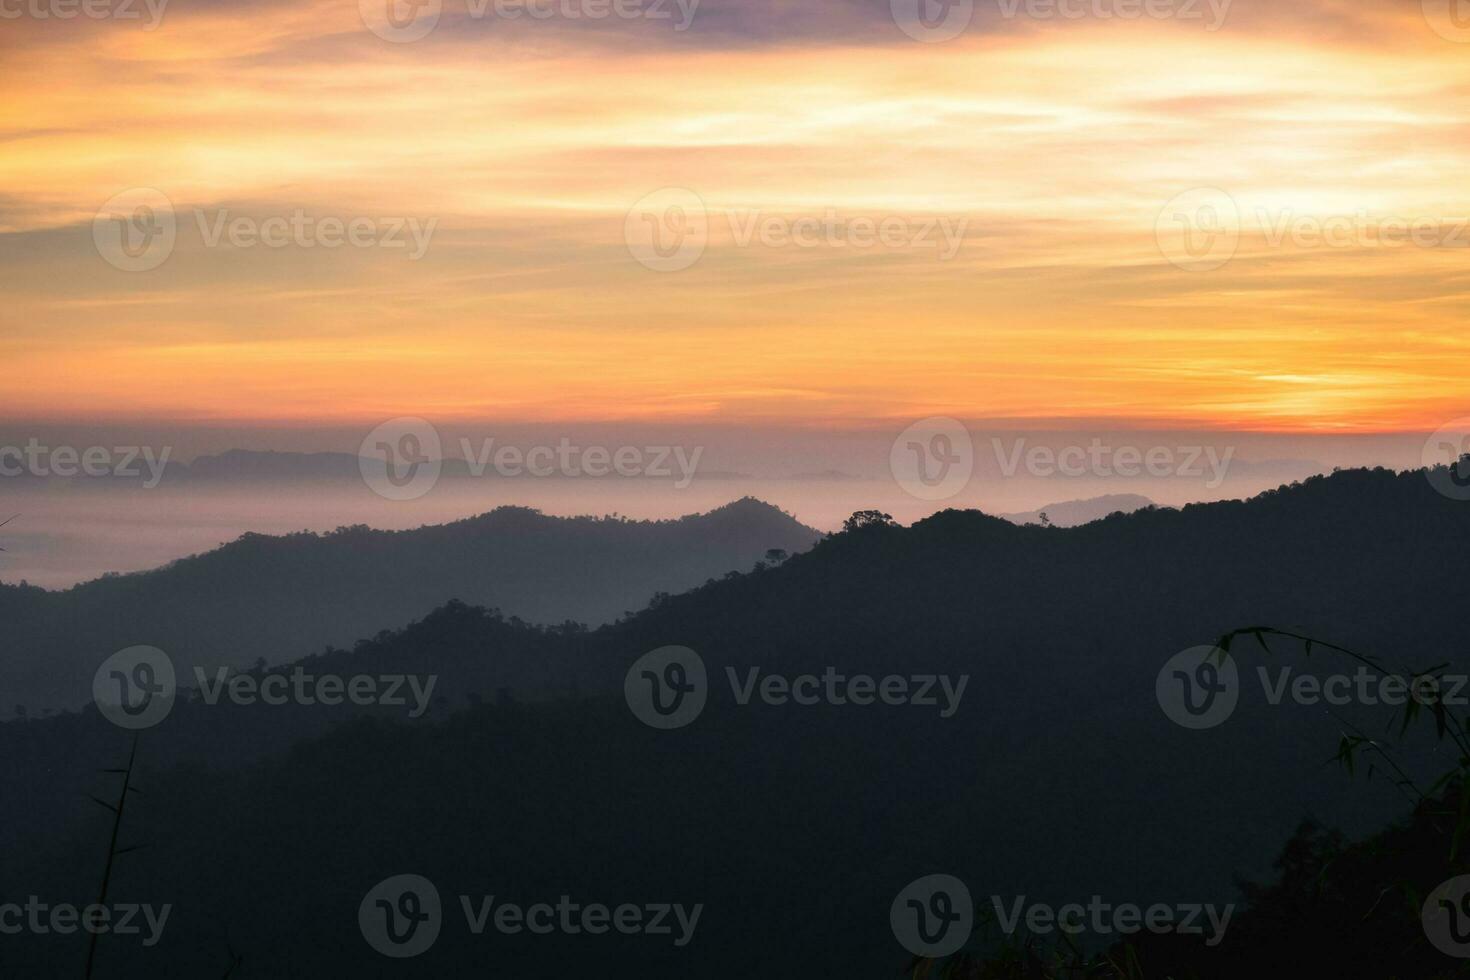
0 498 820 713
0 466 1465 977
998 492 1155 526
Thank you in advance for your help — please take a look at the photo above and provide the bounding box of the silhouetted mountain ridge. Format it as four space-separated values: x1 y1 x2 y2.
1 466 1466 977
0 498 820 712
997 492 1155 527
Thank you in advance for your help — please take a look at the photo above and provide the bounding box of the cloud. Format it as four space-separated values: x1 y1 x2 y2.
0 0 1467 429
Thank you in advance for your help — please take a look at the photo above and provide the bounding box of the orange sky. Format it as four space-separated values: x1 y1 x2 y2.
2 0 1468 431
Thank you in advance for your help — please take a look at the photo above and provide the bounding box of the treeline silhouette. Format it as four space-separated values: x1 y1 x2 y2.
0 467 1466 976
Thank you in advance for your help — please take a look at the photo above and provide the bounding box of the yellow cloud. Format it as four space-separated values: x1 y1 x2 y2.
1 5 1468 430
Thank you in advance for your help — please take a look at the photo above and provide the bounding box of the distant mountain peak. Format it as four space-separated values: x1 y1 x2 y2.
998 493 1156 528
706 496 789 515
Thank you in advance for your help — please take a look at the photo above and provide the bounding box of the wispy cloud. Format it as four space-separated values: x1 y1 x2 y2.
1 0 1468 428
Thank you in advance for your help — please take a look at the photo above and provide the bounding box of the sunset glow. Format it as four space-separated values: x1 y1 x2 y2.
4 0 1469 431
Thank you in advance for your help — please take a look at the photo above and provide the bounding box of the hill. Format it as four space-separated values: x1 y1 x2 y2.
0 467 1466 976
0 498 820 713
997 492 1155 527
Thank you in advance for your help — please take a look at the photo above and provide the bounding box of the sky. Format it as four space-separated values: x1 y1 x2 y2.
2 0 1469 434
